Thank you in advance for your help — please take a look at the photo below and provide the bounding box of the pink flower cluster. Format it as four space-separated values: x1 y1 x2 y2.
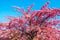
0 2 60 40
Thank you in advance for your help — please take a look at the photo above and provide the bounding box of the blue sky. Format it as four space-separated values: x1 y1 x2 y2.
0 0 60 22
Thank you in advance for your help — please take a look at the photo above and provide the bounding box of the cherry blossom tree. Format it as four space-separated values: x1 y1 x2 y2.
0 2 60 40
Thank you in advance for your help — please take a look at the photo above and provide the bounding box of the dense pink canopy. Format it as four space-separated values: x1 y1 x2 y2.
0 2 60 40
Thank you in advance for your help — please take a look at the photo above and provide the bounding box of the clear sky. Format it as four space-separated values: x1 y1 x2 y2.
0 0 60 22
